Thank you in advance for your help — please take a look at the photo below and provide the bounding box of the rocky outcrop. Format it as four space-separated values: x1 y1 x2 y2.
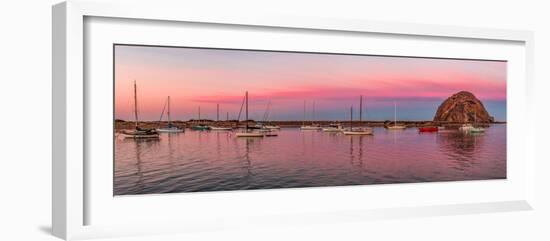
433 91 494 123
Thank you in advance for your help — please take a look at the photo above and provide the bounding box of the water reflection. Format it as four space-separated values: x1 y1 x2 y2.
114 125 506 195
437 132 484 172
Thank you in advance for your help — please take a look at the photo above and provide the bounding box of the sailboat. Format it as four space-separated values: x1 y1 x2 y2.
262 101 281 130
300 101 322 130
191 106 210 130
386 101 406 130
344 95 373 135
156 96 184 133
120 81 160 139
210 103 233 130
322 123 344 132
236 91 264 137
461 111 485 133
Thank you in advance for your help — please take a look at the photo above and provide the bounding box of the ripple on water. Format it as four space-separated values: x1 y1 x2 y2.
114 126 507 195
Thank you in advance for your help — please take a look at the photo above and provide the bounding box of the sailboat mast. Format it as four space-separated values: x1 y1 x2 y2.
359 95 363 123
350 106 353 130
245 91 249 133
312 101 315 125
394 101 397 126
198 106 201 123
133 80 139 129
226 112 229 121
302 100 306 126
217 103 220 122
167 96 171 124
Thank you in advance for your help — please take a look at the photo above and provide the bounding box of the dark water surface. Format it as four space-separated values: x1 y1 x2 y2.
114 125 506 195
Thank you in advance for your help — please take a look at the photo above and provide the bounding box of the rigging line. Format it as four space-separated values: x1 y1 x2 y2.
158 98 168 123
262 100 271 122
237 94 246 121
265 101 271 122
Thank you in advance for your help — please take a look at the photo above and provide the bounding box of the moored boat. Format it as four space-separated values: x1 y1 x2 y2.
418 126 438 132
460 112 486 133
235 132 264 137
343 128 373 135
386 101 406 130
470 127 486 133
121 81 160 139
191 106 211 131
191 124 211 131
301 125 322 130
236 91 265 138
156 126 184 133
209 103 233 131
156 96 184 133
459 124 474 132
121 128 160 139
300 100 322 130
343 95 373 135
264 132 278 137
210 126 233 131
470 111 485 133
322 123 344 132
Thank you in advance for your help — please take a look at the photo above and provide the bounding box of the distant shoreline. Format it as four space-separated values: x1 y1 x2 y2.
114 119 506 130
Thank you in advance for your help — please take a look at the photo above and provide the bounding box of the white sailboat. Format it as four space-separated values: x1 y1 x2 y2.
301 101 322 130
156 96 184 133
459 123 474 132
120 81 160 139
461 111 485 133
344 95 373 135
210 103 233 130
210 126 233 130
322 123 344 132
261 101 281 130
387 101 406 130
236 91 265 137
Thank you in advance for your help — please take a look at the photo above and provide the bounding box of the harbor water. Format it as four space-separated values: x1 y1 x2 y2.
114 125 506 195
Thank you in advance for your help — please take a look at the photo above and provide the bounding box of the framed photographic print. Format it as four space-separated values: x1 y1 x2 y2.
53 0 535 240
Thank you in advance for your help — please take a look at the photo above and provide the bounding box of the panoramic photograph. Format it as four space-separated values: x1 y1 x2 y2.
113 44 507 196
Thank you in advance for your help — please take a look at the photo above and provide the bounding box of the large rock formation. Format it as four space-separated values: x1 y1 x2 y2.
433 91 494 123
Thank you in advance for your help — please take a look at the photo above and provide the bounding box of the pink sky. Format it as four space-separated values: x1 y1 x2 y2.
114 45 507 121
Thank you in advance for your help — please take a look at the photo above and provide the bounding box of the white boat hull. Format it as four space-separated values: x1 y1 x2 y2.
387 125 406 130
235 132 264 137
343 128 373 135
322 128 343 132
120 132 160 139
156 128 184 133
470 128 485 133
343 131 373 135
300 126 321 130
459 124 474 132
210 127 233 131
264 126 281 129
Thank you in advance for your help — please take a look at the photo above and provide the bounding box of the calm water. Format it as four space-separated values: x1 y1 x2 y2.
114 125 506 195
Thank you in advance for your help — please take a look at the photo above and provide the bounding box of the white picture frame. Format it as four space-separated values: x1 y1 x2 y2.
52 0 535 240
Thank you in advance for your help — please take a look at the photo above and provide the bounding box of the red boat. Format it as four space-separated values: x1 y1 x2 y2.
418 127 439 132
